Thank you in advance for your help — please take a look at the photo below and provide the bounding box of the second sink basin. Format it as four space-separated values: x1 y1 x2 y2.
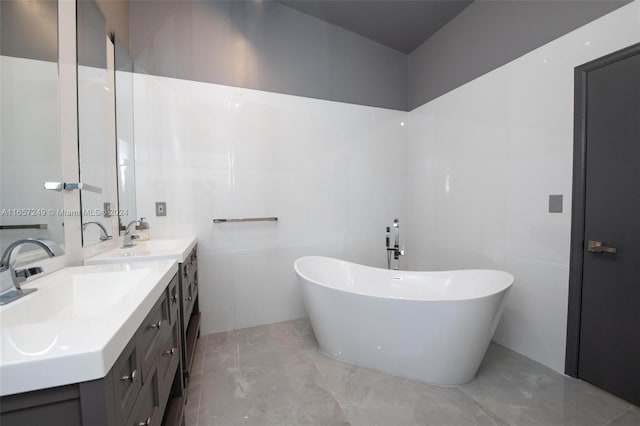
84 237 196 265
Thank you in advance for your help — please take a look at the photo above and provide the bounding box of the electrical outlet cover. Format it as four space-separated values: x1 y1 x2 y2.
155 202 167 217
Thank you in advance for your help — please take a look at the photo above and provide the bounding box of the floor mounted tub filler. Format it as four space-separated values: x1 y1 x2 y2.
294 256 514 386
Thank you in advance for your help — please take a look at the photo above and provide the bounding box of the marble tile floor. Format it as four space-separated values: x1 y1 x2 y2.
185 319 638 426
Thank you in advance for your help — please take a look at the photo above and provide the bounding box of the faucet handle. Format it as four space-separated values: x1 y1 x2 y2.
138 217 150 229
13 266 44 284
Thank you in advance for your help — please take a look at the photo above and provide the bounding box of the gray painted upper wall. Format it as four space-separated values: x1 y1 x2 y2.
276 0 473 54
407 0 630 110
0 0 58 62
129 0 408 110
95 0 130 52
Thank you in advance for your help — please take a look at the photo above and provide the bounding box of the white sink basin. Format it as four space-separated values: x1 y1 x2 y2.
1 270 149 325
84 237 196 265
0 261 178 396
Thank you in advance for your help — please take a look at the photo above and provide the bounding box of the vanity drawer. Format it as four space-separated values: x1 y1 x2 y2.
157 322 180 404
191 271 198 307
137 294 171 384
181 281 193 332
182 248 197 284
112 336 141 426
188 247 197 270
125 370 161 426
166 274 179 326
188 258 198 296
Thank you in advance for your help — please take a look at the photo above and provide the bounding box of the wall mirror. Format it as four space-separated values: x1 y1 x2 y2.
114 37 137 234
0 0 65 264
77 0 118 246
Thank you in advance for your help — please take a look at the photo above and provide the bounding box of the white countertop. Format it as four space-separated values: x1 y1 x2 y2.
0 260 178 396
83 237 197 265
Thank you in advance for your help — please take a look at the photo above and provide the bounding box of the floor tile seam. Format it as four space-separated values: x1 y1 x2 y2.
192 339 209 426
330 395 356 426
301 354 395 426
602 405 634 426
233 327 338 400
299 333 352 419
191 376 204 426
291 323 320 360
455 384 514 426
204 337 304 349
292 324 312 339
300 352 346 401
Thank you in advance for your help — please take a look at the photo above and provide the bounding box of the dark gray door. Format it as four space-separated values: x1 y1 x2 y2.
578 48 640 406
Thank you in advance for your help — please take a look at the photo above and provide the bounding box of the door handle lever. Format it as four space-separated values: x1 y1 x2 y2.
587 240 617 254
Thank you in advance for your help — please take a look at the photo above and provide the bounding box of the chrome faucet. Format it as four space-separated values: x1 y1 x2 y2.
82 221 112 241
386 219 405 270
0 238 65 304
122 217 150 248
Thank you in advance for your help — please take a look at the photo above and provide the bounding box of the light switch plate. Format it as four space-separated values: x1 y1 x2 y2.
103 202 111 217
549 194 563 213
155 202 167 217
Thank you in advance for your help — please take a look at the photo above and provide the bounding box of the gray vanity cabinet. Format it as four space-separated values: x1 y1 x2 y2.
137 292 171 384
112 336 142 425
0 273 186 426
179 246 200 390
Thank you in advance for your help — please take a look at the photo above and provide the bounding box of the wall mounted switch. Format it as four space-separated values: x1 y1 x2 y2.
549 194 563 213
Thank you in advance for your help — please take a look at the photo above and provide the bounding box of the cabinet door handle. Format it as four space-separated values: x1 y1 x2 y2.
183 264 189 277
121 369 137 382
185 296 192 302
164 347 176 356
149 320 163 329
170 292 178 303
138 417 151 426
587 240 617 254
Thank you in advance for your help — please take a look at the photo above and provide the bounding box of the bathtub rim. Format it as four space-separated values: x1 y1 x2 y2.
294 256 514 303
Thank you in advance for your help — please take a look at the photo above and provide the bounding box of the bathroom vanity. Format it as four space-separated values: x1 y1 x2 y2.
0 260 187 425
84 237 201 391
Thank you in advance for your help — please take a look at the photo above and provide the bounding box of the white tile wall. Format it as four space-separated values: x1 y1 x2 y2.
407 0 640 372
133 74 408 333
133 0 639 372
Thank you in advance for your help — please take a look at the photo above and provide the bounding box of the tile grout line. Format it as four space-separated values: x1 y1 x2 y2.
194 374 203 426
293 321 354 426
601 405 633 426
455 384 514 426
191 337 208 426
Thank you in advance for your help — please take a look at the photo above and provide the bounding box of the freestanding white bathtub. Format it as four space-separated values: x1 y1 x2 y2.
294 256 514 386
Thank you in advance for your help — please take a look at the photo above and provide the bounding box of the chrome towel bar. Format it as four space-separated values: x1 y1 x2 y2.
0 224 48 230
213 217 278 223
